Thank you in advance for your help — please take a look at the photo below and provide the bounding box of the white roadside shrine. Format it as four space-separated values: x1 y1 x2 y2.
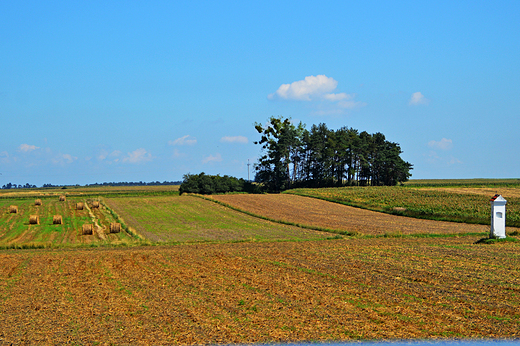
490 194 507 239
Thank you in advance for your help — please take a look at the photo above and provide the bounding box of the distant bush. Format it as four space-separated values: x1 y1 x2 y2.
179 173 260 195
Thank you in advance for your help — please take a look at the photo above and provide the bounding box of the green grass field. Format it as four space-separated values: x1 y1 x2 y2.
0 197 136 248
105 195 330 243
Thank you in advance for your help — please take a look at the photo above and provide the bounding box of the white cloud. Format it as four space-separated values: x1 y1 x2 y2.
268 75 338 101
19 144 39 152
269 75 366 115
97 149 122 161
202 153 222 164
409 92 429 105
172 149 184 159
169 135 197 146
52 153 77 165
61 154 76 164
323 92 351 101
220 136 248 144
428 138 453 151
122 148 152 164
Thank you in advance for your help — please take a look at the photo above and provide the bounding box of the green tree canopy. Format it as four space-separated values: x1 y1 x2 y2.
254 116 412 191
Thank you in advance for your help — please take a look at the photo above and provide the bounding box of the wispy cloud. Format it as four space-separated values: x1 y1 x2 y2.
220 136 248 144
169 135 197 146
0 151 9 164
97 149 122 161
202 153 222 164
19 144 39 152
409 92 429 105
122 148 152 164
51 153 77 165
171 149 184 159
428 138 453 150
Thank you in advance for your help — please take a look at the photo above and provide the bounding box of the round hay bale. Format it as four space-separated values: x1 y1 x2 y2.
76 202 84 210
110 222 121 233
82 224 93 235
92 201 100 208
35 199 42 206
53 215 63 225
59 195 66 201
9 205 18 214
29 215 39 225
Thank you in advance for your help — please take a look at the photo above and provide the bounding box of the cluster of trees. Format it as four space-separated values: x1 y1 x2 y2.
254 116 413 191
1 183 37 189
179 173 258 195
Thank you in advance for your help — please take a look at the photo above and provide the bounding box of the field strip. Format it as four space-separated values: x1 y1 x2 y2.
85 202 106 240
209 194 493 236
104 195 332 243
198 194 352 235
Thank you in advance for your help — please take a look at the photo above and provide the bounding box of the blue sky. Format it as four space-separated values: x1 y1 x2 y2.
1 1 519 186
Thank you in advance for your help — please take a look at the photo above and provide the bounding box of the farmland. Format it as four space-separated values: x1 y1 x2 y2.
287 185 520 227
0 182 519 344
1 237 519 344
105 195 330 243
0 196 135 248
210 193 496 236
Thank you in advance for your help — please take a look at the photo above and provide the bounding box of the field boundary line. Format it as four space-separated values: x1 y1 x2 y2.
285 190 500 226
192 194 358 237
84 202 106 240
195 194 493 240
99 199 146 241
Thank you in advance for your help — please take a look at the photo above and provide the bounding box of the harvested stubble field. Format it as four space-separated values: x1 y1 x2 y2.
105 195 331 243
210 194 500 236
0 198 134 248
1 237 519 344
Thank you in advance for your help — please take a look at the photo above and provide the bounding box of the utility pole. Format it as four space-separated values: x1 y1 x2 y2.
247 159 250 182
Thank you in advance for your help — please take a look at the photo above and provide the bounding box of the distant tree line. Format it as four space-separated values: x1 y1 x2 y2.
254 116 413 191
86 181 182 187
179 173 259 195
1 181 182 189
1 183 37 189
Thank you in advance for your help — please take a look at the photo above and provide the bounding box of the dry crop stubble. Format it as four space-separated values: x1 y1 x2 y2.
0 237 519 344
210 194 492 236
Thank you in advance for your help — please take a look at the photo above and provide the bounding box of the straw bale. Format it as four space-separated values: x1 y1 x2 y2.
59 195 66 201
92 201 100 208
76 202 84 210
35 199 42 206
110 222 121 233
9 205 18 214
29 215 39 225
53 215 63 225
82 224 93 235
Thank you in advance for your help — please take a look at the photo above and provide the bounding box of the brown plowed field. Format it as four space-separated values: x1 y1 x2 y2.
1 237 519 344
210 194 493 235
